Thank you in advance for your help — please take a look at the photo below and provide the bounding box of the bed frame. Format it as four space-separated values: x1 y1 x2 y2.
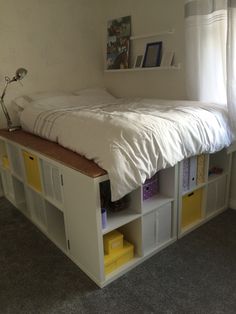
0 129 232 287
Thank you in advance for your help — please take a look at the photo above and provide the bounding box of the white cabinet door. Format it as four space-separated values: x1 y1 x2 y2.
157 203 172 245
142 202 172 255
142 211 156 254
206 175 227 216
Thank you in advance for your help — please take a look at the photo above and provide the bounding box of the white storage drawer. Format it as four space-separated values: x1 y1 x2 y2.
142 202 172 255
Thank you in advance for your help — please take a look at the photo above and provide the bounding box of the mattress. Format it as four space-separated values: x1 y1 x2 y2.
18 94 232 201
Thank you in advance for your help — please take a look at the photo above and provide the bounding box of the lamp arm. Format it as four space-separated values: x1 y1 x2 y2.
0 68 27 131
0 79 13 127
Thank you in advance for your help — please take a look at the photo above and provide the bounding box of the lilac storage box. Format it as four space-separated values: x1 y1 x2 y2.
143 174 159 200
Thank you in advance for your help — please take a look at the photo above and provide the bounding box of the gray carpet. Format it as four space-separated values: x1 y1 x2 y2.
0 197 236 314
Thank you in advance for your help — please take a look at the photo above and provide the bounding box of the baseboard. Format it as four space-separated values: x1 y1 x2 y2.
229 199 236 210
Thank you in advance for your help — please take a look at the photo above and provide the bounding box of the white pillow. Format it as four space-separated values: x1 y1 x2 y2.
12 91 72 111
74 87 116 101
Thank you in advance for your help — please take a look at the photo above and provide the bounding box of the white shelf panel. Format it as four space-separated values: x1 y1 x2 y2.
182 182 206 196
0 164 23 184
179 218 204 238
5 193 15 205
17 200 27 213
208 172 228 183
25 183 43 196
11 171 23 183
46 232 67 253
205 205 227 221
104 255 141 282
143 237 176 257
44 195 63 212
130 29 174 40
102 210 141 235
104 64 180 73
142 194 174 215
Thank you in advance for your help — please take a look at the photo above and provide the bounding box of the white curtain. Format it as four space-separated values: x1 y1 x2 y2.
227 0 236 135
185 0 236 138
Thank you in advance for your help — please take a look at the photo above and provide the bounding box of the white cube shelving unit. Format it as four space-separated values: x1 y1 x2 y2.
0 130 232 287
178 149 232 238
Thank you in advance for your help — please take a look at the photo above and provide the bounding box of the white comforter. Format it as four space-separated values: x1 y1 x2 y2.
20 96 232 201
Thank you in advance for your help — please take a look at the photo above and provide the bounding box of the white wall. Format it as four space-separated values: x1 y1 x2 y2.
0 0 104 127
102 0 186 99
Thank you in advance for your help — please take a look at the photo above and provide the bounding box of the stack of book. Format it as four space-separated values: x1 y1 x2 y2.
182 155 205 192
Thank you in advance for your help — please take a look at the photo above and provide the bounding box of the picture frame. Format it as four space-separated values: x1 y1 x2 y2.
106 16 131 70
160 50 175 67
142 41 162 68
134 55 143 68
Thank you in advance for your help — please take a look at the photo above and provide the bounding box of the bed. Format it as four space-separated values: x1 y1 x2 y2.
13 88 233 201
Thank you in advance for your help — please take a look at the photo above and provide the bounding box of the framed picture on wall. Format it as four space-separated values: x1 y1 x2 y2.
134 55 143 68
106 16 131 70
142 41 162 68
160 50 175 67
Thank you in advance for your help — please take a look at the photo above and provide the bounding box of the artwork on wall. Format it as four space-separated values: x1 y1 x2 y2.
160 50 175 67
107 16 131 70
134 55 143 68
143 41 162 68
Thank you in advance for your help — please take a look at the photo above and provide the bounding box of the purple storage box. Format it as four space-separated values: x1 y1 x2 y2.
143 173 159 200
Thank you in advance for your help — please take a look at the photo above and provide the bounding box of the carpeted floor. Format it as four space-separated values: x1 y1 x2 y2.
0 197 236 314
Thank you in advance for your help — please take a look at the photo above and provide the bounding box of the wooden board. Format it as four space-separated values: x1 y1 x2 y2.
0 129 106 178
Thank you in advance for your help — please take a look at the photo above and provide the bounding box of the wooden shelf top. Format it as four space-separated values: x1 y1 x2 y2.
0 129 107 178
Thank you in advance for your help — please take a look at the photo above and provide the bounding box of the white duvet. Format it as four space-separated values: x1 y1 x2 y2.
19 95 232 201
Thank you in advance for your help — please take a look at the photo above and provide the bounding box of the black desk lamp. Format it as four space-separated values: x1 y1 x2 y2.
0 68 27 131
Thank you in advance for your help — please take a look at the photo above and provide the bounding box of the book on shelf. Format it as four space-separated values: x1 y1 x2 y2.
189 156 197 190
196 155 205 185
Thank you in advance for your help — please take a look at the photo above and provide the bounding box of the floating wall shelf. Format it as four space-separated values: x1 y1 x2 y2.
130 29 175 41
104 64 181 73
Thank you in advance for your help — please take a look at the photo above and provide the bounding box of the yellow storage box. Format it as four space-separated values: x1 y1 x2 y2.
182 188 203 228
103 230 123 254
23 151 42 192
2 155 9 169
104 240 134 275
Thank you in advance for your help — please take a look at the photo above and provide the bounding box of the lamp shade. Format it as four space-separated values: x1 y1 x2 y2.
15 68 27 81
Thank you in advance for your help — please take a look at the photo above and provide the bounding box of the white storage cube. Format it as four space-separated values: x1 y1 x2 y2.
142 202 172 254
7 143 23 178
216 175 226 209
41 160 63 205
45 201 67 251
1 170 14 200
206 182 217 215
27 188 47 231
206 175 227 216
12 177 25 204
